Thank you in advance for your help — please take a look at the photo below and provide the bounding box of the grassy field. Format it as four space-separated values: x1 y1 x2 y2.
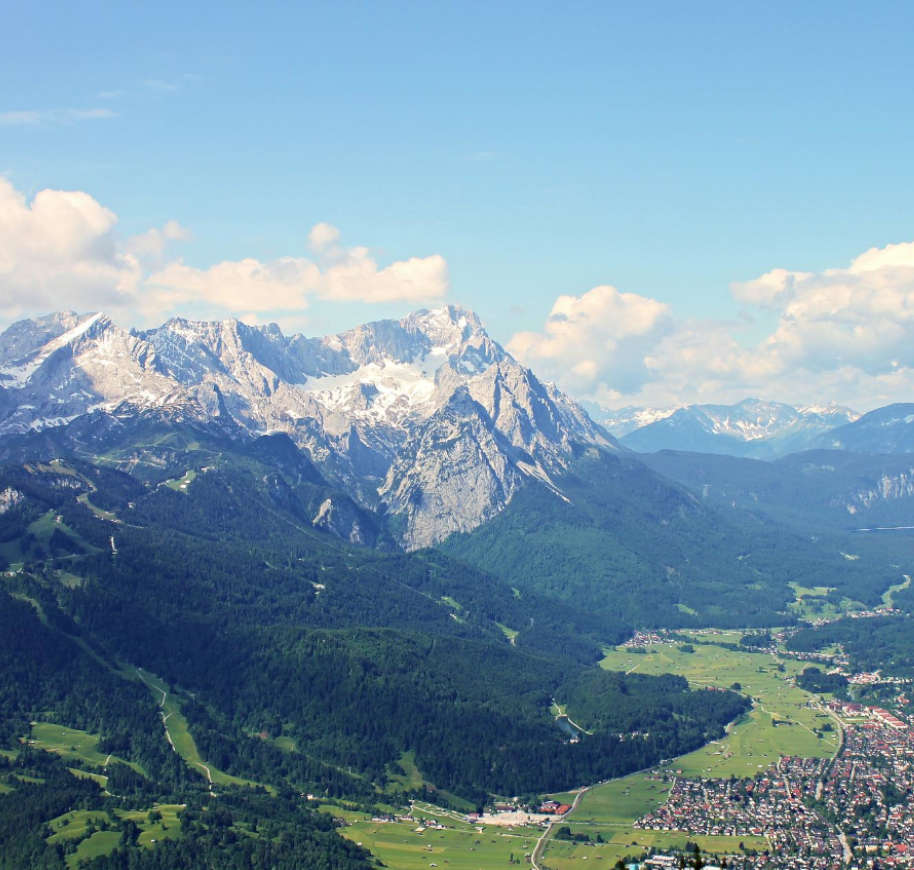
67 830 122 868
77 492 121 522
544 829 770 869
165 469 197 492
600 639 838 777
47 804 185 867
386 750 426 792
68 767 108 787
28 722 142 775
335 809 542 870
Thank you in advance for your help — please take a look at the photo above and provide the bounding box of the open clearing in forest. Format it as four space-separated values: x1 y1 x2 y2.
135 668 267 791
164 469 197 492
27 722 142 775
47 804 184 868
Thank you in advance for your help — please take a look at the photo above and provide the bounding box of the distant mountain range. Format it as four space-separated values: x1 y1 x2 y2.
603 398 866 457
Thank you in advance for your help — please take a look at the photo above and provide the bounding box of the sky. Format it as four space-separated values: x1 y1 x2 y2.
2 0 913 412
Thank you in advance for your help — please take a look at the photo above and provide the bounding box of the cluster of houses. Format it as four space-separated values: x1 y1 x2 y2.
632 707 914 868
622 630 679 649
634 767 842 862
791 716 914 862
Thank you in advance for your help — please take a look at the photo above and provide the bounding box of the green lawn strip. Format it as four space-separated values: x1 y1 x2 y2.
68 767 108 788
77 492 121 523
882 573 912 609
28 722 142 775
134 668 270 791
385 749 426 792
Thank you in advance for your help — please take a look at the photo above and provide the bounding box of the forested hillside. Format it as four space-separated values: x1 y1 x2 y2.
0 435 749 867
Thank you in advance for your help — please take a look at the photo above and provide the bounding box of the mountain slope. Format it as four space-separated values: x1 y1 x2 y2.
0 449 746 808
438 444 900 625
814 402 914 453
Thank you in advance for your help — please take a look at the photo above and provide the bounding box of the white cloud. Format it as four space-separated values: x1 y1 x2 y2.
146 257 320 313
0 181 449 326
146 222 448 311
511 240 914 411
0 178 140 319
308 222 341 253
126 220 192 261
507 285 674 395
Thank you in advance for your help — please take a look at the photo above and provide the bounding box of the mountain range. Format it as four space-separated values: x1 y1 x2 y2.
0 307 609 549
604 398 861 457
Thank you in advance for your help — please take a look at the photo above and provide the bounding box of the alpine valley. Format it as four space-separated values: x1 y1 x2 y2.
2 307 914 870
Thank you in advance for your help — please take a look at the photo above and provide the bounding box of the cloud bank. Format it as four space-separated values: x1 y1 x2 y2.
0 179 449 326
510 242 914 412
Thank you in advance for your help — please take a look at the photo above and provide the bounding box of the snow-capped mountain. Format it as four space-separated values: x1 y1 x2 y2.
617 398 859 457
0 306 613 548
602 406 679 437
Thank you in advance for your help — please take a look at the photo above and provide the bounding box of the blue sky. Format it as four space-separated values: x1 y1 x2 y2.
2 1 914 409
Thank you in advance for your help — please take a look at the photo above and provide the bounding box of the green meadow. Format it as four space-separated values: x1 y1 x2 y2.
336 812 541 870
539 632 838 867
28 722 142 775
46 804 185 868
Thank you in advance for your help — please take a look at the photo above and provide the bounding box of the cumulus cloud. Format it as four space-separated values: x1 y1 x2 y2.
146 224 448 311
511 240 914 411
126 220 192 261
0 181 449 326
507 285 674 396
0 178 141 318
